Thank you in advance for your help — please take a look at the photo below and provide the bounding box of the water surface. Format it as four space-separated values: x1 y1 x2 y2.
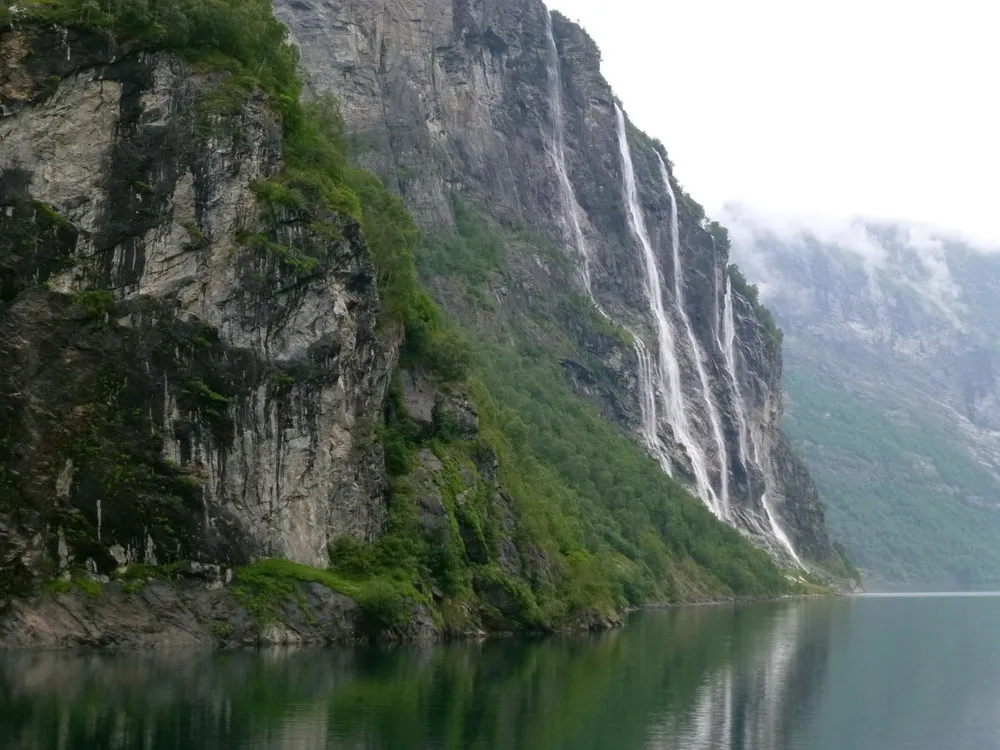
3 594 999 749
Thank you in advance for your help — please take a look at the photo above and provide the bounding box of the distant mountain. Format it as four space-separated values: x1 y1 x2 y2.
728 207 1000 583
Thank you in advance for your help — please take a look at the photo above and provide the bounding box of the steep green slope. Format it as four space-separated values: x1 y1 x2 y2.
784 346 1000 584
0 0 801 642
730 214 1000 585
418 207 793 607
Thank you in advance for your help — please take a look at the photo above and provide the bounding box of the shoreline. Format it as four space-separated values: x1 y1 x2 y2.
0 579 847 652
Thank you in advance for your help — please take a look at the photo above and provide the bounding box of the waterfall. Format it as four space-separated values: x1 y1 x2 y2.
657 157 731 518
721 275 752 467
544 16 673 473
635 337 674 473
543 11 593 295
546 28 803 560
761 492 803 568
614 104 722 517
721 275 803 567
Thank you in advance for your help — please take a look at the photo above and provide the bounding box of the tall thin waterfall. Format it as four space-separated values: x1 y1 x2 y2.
761 492 803 568
543 12 593 295
544 29 803 559
721 276 803 567
657 157 731 518
721 275 752 469
544 15 672 473
614 104 722 517
634 337 674 473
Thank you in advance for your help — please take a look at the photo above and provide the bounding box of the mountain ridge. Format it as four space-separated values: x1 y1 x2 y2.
728 206 1000 583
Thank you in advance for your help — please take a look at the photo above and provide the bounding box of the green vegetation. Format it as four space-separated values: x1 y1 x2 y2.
410 204 794 617
471 339 788 606
14 0 463 381
13 0 301 107
9 0 802 634
71 290 116 318
332 392 550 631
704 220 784 350
234 558 419 631
728 263 783 349
419 197 507 285
323 332 795 631
238 232 321 276
43 573 102 597
785 361 1000 583
112 563 180 593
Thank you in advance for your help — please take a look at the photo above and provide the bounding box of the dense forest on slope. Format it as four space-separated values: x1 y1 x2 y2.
730 214 1000 584
784 346 1000 584
0 0 816 644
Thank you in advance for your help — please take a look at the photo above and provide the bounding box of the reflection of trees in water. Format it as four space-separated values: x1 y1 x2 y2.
0 649 350 750
0 602 839 750
647 599 841 750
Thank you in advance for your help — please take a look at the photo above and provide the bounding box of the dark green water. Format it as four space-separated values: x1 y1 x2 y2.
3 594 1000 749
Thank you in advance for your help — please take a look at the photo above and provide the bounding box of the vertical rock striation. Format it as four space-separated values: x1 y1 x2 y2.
273 0 840 567
0 27 395 592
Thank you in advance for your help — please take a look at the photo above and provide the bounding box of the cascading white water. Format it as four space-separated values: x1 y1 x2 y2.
721 275 752 467
761 492 803 568
721 275 803 567
614 104 722 517
657 157 731 518
544 16 673 473
543 11 593 295
634 337 674 473
545 26 804 561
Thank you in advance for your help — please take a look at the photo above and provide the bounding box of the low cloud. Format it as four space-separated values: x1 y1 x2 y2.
717 203 990 325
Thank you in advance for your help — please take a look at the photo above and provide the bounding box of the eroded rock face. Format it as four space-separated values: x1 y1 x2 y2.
0 577 435 650
0 26 396 592
273 0 839 566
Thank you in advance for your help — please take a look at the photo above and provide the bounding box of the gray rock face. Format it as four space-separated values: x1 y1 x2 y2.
0 27 395 589
0 0 852 654
0 577 441 649
728 212 1000 580
274 0 839 566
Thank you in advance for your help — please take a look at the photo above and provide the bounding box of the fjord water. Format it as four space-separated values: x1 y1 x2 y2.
4 595 1000 749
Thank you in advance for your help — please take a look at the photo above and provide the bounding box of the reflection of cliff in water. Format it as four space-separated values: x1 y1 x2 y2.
647 600 839 750
0 603 835 750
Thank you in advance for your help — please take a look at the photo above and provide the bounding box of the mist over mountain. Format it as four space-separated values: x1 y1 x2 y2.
727 205 1000 583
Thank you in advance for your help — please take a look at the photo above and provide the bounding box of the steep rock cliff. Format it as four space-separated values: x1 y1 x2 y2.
274 0 844 569
0 0 849 649
0 25 393 590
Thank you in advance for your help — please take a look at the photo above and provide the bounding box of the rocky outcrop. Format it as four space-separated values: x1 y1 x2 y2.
0 26 395 595
273 0 842 569
0 579 361 650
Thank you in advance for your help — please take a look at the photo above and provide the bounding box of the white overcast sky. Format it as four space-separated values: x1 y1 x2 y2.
547 0 1000 243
